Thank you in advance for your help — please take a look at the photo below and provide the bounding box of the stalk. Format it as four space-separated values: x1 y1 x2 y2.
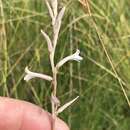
24 1 82 130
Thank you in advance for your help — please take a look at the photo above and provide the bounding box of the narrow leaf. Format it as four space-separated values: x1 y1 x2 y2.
41 30 53 52
51 0 58 17
45 0 54 21
57 6 66 24
53 7 66 47
56 96 79 114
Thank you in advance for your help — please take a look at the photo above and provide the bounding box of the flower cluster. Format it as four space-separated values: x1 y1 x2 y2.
24 49 83 82
24 0 83 129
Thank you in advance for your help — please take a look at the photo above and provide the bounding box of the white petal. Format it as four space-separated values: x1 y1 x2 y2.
72 56 83 62
73 50 83 61
24 67 53 81
75 49 80 55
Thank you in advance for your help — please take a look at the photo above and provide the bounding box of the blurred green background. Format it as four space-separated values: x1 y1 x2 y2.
1 0 130 130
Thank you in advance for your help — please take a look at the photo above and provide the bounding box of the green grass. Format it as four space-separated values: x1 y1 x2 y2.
1 0 130 130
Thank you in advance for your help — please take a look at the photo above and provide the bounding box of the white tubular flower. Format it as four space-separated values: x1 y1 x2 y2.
56 49 83 69
24 67 53 82
41 30 53 52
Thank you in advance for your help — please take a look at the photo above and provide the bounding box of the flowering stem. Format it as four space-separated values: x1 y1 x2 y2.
24 1 81 130
49 23 58 130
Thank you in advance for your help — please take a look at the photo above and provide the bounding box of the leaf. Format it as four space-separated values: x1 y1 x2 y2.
56 96 79 114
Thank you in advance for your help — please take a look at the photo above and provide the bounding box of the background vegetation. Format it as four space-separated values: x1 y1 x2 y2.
1 0 130 130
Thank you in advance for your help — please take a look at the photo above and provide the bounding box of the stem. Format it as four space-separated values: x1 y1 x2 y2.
52 69 57 130
53 68 57 96
50 55 58 130
46 1 63 129
49 23 58 130
49 50 56 130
